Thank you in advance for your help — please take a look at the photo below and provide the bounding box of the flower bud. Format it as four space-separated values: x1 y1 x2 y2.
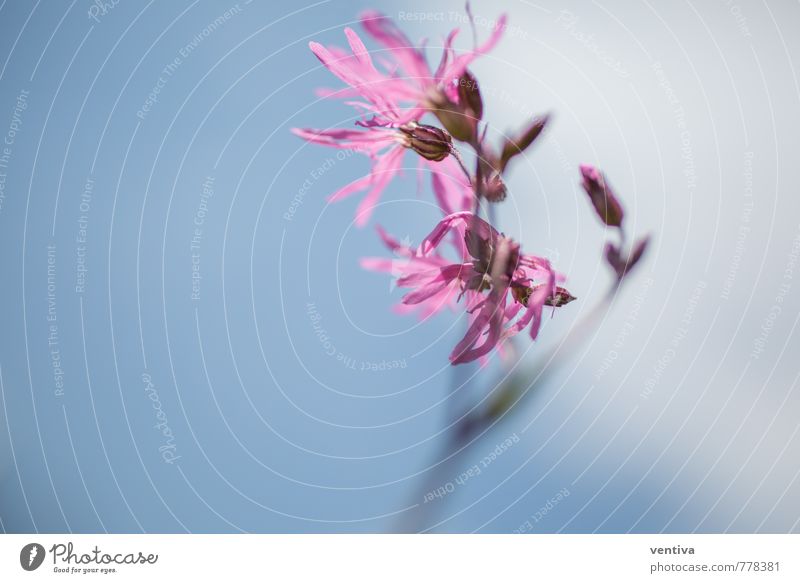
606 235 650 279
544 286 577 307
511 282 533 306
482 171 507 202
428 84 478 143
457 70 483 121
580 164 624 227
514 284 576 307
500 115 549 171
491 237 521 280
399 122 453 162
465 230 492 262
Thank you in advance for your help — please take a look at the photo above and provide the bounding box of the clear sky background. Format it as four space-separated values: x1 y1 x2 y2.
0 0 798 533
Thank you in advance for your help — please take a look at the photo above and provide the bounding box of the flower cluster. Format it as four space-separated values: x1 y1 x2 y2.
293 8 646 364
291 9 502 225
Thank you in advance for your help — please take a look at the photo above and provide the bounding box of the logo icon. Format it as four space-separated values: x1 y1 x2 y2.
20 543 45 571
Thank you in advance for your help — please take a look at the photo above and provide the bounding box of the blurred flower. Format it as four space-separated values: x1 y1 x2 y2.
499 114 549 172
606 235 650 279
579 164 624 227
372 211 571 364
357 10 507 123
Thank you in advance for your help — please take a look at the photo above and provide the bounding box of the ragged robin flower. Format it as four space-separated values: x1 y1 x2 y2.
378 212 574 364
292 9 506 225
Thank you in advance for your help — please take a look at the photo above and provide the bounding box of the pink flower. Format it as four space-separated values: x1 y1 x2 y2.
292 11 506 225
292 123 468 226
360 225 465 319
356 10 507 120
365 212 572 364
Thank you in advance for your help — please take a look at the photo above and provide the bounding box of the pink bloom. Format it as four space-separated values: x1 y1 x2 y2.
356 10 507 120
365 212 570 364
360 225 466 319
292 123 468 226
292 11 506 225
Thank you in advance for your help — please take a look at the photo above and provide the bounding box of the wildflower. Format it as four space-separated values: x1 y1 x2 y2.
357 10 507 121
395 212 571 364
293 10 506 225
360 225 466 319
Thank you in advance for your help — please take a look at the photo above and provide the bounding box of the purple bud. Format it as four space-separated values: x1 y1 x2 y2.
544 286 577 307
429 91 476 143
399 123 452 162
580 164 624 227
606 235 650 279
500 115 549 171
482 171 507 202
512 284 575 307
457 70 483 121
511 282 533 306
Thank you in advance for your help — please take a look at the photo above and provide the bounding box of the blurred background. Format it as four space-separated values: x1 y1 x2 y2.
0 0 798 533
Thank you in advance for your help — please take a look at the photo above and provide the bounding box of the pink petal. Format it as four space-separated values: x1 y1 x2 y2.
360 11 432 84
359 257 395 272
291 127 395 153
441 13 508 82
397 262 470 289
354 146 405 226
417 211 496 256
430 157 474 215
344 27 376 71
329 173 373 202
450 282 509 364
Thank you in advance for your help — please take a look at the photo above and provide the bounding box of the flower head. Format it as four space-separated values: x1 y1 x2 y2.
293 10 506 225
371 212 572 364
360 225 465 319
